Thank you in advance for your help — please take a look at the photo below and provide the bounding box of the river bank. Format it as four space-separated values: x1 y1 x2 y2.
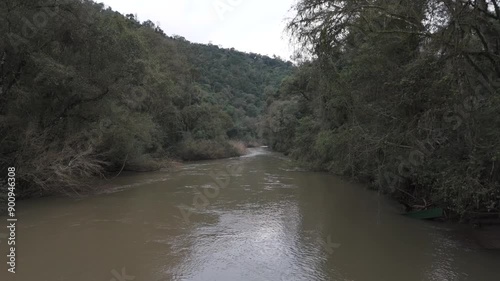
2 148 499 281
2 146 498 252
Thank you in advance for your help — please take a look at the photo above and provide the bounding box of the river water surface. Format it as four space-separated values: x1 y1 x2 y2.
1 148 500 281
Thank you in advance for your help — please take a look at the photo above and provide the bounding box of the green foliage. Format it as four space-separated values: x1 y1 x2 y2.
175 139 245 161
265 0 500 218
0 0 293 196
178 41 294 141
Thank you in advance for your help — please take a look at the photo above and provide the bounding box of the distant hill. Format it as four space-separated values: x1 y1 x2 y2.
176 39 295 140
0 0 294 196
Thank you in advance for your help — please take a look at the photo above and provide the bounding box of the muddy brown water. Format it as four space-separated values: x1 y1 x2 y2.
1 148 500 281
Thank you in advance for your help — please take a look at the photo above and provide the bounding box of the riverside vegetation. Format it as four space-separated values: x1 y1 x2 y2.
262 0 500 220
0 0 293 198
1 0 499 222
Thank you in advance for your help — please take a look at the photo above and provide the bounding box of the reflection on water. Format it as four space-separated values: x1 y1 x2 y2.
425 230 463 281
1 148 500 281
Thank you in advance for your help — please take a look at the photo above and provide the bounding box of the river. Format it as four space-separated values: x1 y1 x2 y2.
1 148 500 281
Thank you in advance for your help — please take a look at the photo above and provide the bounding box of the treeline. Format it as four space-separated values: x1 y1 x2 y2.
264 0 500 218
180 40 294 142
0 0 293 197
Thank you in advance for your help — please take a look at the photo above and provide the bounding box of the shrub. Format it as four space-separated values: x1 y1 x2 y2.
176 139 246 161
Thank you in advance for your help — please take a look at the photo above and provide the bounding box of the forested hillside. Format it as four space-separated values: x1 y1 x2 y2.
181 40 294 142
0 0 293 197
263 0 500 218
2 0 498 221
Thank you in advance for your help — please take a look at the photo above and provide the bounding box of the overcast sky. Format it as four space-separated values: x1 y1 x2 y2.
99 0 297 60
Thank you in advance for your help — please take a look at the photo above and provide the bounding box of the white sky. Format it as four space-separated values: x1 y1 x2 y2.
99 0 297 60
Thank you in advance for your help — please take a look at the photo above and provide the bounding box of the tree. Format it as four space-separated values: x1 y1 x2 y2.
266 0 500 217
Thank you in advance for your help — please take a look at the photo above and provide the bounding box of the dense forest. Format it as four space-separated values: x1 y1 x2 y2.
0 0 293 198
263 0 500 219
1 0 499 221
